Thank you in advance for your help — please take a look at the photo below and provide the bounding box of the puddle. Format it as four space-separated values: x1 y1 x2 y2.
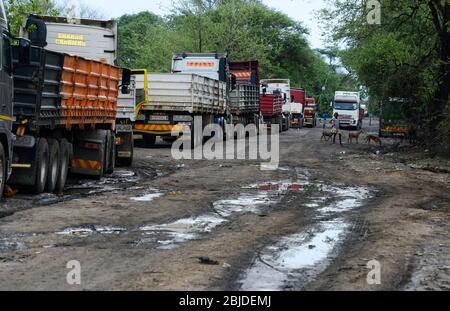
237 184 374 290
317 186 372 214
65 170 140 195
56 225 127 237
130 192 164 202
0 238 26 252
135 179 308 249
239 219 349 290
139 214 225 249
213 193 275 217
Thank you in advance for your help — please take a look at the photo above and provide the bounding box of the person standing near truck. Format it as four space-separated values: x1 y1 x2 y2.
330 113 342 145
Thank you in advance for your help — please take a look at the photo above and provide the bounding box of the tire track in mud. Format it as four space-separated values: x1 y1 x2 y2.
231 184 375 291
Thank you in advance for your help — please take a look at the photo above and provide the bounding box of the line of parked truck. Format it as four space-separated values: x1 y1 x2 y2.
0 10 359 200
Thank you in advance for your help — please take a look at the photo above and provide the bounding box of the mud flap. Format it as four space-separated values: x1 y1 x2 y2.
70 129 108 177
8 140 39 187
116 132 133 161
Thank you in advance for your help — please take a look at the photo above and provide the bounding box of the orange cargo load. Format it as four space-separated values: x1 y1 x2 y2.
60 55 120 128
12 46 120 130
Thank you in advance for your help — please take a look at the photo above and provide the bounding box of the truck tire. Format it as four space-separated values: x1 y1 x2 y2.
95 139 106 181
33 138 49 194
278 116 283 133
45 139 60 193
142 134 156 148
0 143 5 200
55 139 71 194
104 131 115 175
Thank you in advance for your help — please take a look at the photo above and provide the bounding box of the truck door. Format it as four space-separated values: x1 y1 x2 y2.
0 33 13 129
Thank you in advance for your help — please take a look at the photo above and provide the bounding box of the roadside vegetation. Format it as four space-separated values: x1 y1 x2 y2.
321 0 450 155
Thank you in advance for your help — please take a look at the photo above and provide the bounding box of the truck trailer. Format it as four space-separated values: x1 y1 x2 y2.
259 94 283 132
21 15 135 167
3 15 130 196
290 88 306 129
229 61 261 128
304 97 318 128
133 71 227 147
260 79 291 131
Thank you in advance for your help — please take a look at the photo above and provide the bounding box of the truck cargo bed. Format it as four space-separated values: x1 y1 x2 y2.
12 46 120 129
229 84 259 115
138 73 226 114
260 94 283 117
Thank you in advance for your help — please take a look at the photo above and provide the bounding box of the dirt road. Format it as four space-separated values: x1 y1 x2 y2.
0 122 449 291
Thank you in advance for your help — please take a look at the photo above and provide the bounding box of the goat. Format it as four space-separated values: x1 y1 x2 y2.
348 130 364 144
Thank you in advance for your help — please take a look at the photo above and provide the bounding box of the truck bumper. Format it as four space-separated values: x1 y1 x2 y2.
134 124 186 136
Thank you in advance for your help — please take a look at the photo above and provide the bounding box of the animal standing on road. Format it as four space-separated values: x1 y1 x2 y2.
348 130 364 144
321 129 334 142
365 135 382 146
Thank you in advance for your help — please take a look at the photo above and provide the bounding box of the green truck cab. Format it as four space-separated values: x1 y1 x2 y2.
0 2 16 198
379 98 410 138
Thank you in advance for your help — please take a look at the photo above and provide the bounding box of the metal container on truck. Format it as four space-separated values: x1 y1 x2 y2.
0 1 15 199
8 20 129 195
259 93 283 132
133 71 227 147
290 88 306 129
20 15 135 167
229 60 261 127
260 79 291 131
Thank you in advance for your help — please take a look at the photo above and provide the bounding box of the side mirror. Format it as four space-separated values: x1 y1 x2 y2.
18 38 32 65
121 68 132 94
121 68 131 86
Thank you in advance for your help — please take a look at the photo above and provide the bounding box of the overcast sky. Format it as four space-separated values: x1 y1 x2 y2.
73 0 329 49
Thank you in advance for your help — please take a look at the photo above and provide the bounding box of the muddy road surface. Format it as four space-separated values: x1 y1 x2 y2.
0 122 449 291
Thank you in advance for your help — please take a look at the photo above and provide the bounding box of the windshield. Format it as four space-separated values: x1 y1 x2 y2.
334 102 358 110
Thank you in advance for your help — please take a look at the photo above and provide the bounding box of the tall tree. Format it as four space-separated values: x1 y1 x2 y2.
321 0 450 152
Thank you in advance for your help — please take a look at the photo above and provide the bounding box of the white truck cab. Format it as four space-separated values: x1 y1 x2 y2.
333 91 363 130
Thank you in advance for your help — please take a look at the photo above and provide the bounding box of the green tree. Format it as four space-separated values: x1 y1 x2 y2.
5 0 59 35
321 0 450 152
